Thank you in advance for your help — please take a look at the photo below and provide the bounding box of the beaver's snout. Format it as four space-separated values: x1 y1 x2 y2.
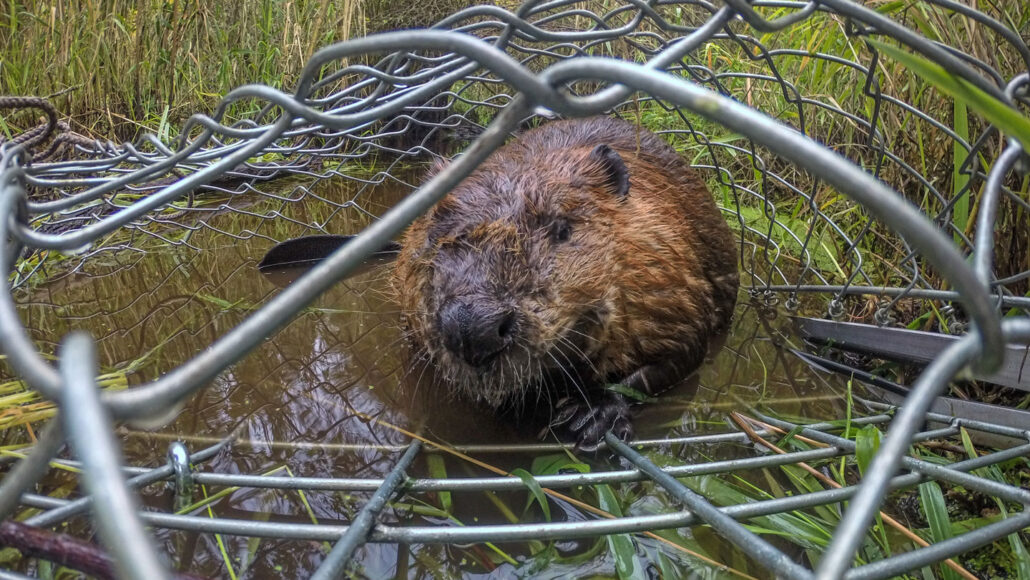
438 300 517 368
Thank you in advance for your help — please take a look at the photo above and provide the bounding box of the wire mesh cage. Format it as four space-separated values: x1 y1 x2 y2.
1 0 1028 578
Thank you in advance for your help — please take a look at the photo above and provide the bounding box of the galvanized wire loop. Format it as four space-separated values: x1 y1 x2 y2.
873 302 894 327
168 442 194 512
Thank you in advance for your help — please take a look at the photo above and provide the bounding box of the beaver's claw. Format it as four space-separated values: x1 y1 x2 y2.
550 393 633 452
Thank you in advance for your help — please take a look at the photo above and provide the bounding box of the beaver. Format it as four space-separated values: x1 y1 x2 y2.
392 116 739 449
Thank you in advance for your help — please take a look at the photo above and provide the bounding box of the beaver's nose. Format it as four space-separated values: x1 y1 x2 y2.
439 302 516 367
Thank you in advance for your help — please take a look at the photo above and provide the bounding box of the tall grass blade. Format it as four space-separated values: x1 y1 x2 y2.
426 454 452 513
919 481 959 580
952 98 970 245
855 424 882 477
597 484 644 579
868 38 1030 149
511 468 551 522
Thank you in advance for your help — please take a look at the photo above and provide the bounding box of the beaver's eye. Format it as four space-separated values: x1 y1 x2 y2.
553 220 572 243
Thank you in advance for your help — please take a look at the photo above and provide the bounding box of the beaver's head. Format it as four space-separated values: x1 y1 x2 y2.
393 143 631 406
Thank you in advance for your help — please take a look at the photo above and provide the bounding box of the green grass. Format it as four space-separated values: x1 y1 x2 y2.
727 411 1030 580
621 1 1030 319
1 0 366 139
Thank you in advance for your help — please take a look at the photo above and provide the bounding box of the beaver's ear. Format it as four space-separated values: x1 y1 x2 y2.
589 144 630 197
426 156 450 178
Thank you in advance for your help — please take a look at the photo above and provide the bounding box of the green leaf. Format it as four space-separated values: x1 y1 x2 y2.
597 484 645 579
855 424 882 477
692 473 829 549
426 454 451 513
531 453 591 476
906 310 934 331
919 481 959 580
958 427 979 461
238 510 271 577
958 428 1030 580
511 468 551 522
656 550 684 580
606 382 657 403
1008 532 1030 580
867 38 1030 150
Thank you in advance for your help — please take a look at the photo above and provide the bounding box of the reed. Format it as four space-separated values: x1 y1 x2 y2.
1 0 365 140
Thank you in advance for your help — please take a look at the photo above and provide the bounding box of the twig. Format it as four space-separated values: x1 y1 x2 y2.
0 520 210 580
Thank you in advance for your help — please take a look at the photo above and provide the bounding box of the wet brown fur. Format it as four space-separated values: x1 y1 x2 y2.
392 116 739 408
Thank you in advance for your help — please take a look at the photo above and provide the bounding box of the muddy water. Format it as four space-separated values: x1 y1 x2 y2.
3 176 865 579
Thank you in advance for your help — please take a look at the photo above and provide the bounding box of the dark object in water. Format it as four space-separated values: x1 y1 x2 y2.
258 234 400 271
258 235 401 288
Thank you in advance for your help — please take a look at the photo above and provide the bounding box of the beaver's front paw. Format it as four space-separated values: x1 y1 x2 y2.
550 393 633 452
